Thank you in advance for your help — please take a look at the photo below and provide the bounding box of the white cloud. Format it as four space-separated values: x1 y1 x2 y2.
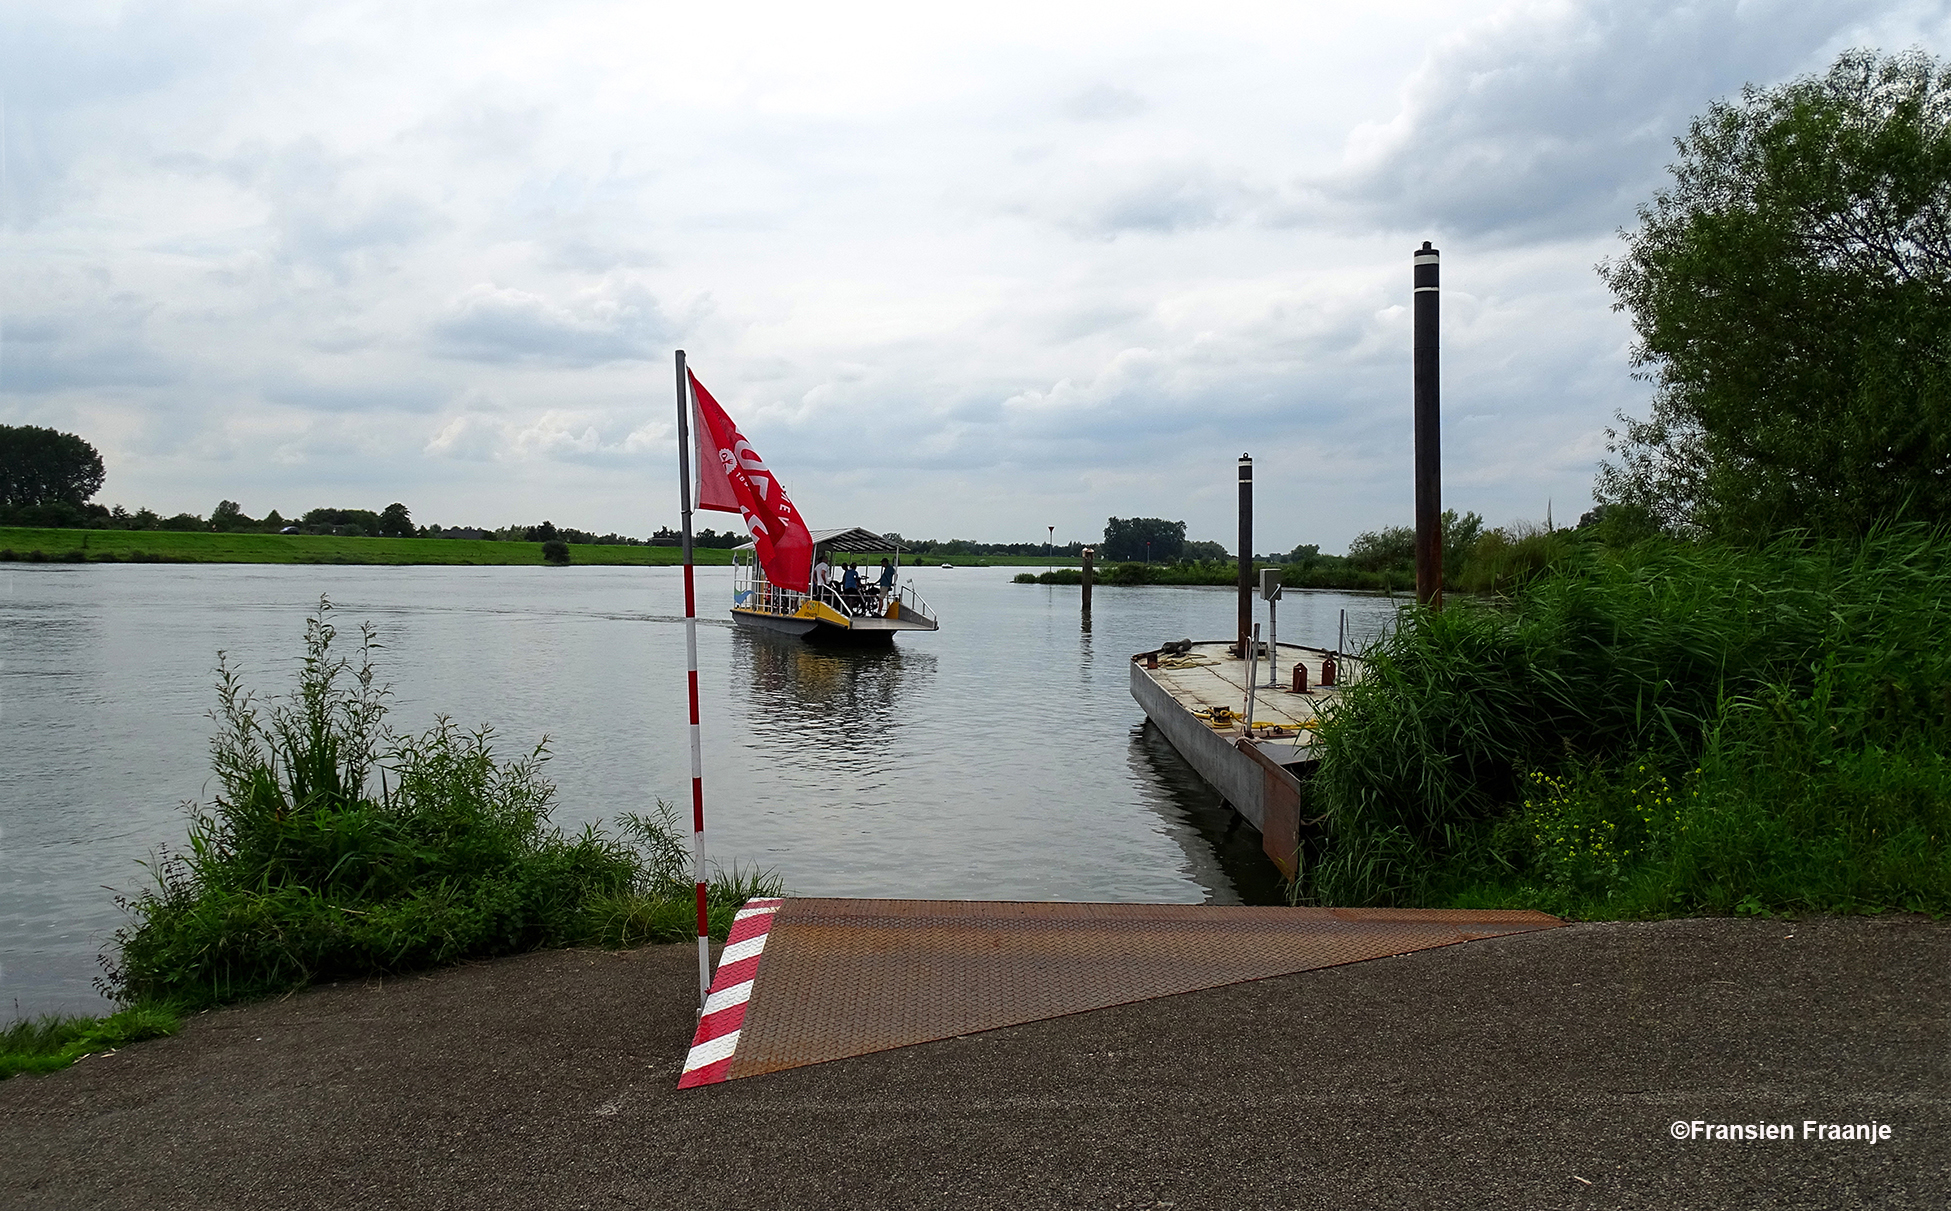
3 0 1947 549
1323 0 1941 241
428 282 673 366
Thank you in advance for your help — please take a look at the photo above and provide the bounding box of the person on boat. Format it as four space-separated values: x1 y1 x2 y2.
868 557 894 612
814 554 831 591
841 562 861 607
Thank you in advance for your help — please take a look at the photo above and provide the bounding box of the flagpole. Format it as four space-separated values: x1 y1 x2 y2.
674 349 710 1008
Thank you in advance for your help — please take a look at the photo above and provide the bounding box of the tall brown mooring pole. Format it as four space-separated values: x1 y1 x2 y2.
1237 453 1253 656
1414 242 1442 609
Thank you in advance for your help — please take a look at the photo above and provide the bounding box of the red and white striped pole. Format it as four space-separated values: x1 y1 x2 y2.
673 349 711 1007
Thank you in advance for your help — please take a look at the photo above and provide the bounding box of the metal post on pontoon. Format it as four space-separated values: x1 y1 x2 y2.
674 349 711 1009
1237 454 1253 657
1245 622 1261 735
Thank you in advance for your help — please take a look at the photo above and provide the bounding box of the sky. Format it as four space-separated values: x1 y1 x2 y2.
5 0 1949 554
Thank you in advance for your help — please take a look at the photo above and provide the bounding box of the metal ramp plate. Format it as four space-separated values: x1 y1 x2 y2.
681 899 1560 1085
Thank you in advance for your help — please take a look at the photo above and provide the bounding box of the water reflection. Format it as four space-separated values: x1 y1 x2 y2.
731 629 937 771
1127 720 1289 906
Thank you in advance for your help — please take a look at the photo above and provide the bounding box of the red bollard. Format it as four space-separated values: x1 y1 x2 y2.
1291 663 1309 693
1321 654 1337 687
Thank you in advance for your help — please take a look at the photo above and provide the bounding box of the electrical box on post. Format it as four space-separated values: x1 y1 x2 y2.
1259 567 1282 601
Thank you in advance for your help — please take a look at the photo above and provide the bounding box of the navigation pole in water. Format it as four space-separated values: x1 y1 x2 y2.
674 349 711 1007
1414 241 1442 610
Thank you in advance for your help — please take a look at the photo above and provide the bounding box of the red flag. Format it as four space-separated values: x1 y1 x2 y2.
689 370 814 593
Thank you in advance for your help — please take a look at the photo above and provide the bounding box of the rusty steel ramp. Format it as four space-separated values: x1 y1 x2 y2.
678 898 1560 1087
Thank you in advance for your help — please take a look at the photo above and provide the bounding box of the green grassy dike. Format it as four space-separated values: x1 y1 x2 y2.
0 527 1089 568
0 527 737 566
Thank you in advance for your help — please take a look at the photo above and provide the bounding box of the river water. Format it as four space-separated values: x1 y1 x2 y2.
0 562 1400 1018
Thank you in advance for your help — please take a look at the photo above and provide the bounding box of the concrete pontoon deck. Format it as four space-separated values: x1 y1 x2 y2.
1131 640 1361 878
1136 641 1355 763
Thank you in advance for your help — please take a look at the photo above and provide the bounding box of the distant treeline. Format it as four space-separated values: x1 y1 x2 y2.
4 491 1624 588
1015 508 1655 594
0 498 657 547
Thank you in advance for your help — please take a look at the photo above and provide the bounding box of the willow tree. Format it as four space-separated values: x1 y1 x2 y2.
1599 48 1951 539
0 425 105 509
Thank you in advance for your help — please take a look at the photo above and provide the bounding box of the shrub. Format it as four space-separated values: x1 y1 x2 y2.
541 539 570 564
102 599 776 1010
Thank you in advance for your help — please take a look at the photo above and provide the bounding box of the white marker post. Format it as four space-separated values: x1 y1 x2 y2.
674 350 711 1007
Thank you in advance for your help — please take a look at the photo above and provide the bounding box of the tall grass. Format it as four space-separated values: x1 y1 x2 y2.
1 1005 181 1079
102 600 778 1012
1308 527 1951 914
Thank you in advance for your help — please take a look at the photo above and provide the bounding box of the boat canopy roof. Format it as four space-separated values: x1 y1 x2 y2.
734 526 905 554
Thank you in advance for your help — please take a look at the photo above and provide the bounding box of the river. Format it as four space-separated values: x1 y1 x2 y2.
0 561 1400 1018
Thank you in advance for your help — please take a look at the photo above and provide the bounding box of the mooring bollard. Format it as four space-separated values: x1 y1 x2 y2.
1321 653 1337 687
1291 662 1309 694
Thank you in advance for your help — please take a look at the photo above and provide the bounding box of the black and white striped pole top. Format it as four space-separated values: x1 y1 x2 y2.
1413 240 1442 608
1414 241 1439 289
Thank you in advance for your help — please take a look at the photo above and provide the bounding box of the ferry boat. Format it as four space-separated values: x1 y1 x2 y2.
731 526 939 643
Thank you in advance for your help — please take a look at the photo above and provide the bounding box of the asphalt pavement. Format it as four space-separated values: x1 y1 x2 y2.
3 914 1945 1210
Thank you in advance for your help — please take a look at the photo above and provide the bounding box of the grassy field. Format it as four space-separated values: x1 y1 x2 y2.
0 528 1090 568
0 528 735 566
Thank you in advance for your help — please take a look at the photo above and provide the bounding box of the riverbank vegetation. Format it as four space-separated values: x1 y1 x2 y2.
1305 529 1951 918
0 527 741 566
4 602 781 1076
0 1005 182 1079
1012 508 1576 594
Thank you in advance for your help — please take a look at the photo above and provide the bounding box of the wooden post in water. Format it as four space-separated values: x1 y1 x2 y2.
1080 546 1094 621
1237 454 1253 656
1414 242 1442 610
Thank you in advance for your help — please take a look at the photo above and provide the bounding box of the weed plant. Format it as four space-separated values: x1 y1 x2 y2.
0 1005 181 1079
103 600 778 1011
1308 527 1951 916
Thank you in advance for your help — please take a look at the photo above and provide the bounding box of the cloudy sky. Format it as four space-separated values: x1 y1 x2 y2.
5 0 1948 552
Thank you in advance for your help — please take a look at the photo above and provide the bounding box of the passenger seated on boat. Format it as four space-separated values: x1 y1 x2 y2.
813 556 831 587
841 562 862 608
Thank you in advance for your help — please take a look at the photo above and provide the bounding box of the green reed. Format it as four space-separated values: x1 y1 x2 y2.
1307 527 1951 915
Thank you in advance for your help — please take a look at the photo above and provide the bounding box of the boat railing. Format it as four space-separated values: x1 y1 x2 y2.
891 581 935 626
733 554 935 627
814 583 859 617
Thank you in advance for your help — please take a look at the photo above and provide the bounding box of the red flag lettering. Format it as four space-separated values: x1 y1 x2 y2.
689 371 813 593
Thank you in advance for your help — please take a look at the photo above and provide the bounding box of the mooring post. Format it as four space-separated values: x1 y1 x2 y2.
1414 242 1442 610
1081 545 1094 620
1237 453 1253 656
